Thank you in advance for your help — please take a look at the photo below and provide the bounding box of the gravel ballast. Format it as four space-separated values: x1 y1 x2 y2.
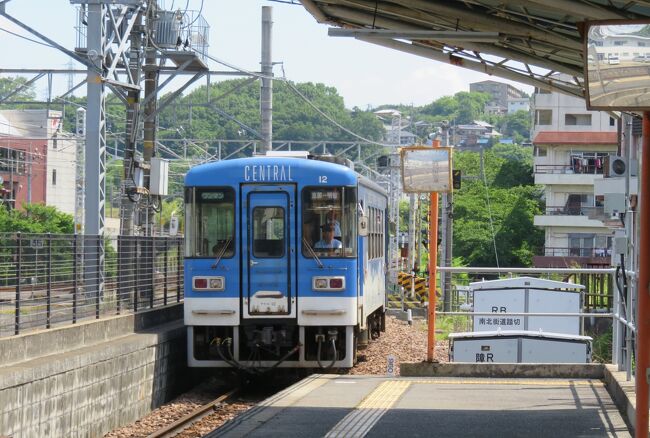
104 316 447 437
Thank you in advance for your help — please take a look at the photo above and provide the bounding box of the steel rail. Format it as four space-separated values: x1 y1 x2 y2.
147 387 239 438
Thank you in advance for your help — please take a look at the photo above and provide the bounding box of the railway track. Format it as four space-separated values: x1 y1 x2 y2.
147 387 240 438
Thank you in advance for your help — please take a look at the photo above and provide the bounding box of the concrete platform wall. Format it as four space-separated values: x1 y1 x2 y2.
0 304 189 438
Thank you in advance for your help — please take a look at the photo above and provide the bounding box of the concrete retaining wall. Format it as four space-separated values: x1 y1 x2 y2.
0 304 189 438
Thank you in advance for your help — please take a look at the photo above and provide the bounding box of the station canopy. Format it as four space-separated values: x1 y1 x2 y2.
299 0 650 98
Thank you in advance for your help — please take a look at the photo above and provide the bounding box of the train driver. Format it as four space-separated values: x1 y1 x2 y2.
326 209 342 240
314 223 342 249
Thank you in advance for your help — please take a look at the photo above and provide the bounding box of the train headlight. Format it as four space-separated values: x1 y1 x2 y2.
315 278 328 289
209 278 224 290
312 276 345 291
193 276 225 291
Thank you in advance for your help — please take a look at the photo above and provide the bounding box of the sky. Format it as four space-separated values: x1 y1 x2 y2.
0 0 533 110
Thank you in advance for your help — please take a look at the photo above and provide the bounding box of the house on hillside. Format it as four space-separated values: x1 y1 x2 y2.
452 120 501 147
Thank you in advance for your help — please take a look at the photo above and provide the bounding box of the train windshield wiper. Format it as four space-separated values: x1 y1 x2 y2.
303 237 324 268
211 237 232 269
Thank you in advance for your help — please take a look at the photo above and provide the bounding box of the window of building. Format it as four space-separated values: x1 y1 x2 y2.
52 169 57 186
610 117 616 126
568 233 595 257
614 41 627 46
639 42 647 47
534 146 547 157
536 109 552 125
565 114 592 126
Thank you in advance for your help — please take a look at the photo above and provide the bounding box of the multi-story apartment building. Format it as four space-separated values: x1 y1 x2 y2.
531 84 619 268
470 80 527 114
0 110 77 214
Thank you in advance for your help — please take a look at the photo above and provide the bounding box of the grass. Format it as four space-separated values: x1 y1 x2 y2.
429 314 471 340
589 327 613 364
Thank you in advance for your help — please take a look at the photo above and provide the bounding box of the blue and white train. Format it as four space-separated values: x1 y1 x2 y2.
184 152 388 370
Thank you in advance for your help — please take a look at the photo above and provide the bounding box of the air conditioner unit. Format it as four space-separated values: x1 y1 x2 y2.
604 155 627 178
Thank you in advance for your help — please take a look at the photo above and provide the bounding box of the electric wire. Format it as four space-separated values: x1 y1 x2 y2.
203 52 390 147
481 152 500 269
181 0 204 29
0 26 55 48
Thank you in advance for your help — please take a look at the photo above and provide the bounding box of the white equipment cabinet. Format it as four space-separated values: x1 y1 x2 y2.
471 277 584 335
449 331 592 363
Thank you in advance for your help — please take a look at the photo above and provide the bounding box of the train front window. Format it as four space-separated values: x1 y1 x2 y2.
302 187 356 258
186 188 235 258
252 207 285 258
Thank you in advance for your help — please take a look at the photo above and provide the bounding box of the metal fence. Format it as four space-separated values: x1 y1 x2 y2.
388 267 614 314
0 233 184 337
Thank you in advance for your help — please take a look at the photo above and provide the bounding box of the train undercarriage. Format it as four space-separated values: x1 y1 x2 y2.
189 307 385 371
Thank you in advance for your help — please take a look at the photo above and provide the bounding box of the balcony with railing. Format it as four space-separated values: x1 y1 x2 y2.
533 246 612 268
534 205 608 228
534 163 605 185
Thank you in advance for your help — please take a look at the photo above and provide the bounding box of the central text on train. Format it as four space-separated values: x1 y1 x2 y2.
244 165 293 182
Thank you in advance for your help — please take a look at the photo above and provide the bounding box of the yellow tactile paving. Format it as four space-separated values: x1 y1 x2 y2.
324 381 411 438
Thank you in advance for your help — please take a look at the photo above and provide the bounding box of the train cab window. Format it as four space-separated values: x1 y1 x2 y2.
185 188 235 258
252 207 285 258
302 187 356 258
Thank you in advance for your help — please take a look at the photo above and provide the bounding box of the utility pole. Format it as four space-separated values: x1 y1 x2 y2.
143 1 159 237
75 107 86 234
440 121 453 311
260 6 273 152
120 6 144 237
408 194 417 270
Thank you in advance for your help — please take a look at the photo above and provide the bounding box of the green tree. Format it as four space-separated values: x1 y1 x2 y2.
0 204 74 233
501 110 531 141
451 145 543 267
0 76 36 101
420 91 491 125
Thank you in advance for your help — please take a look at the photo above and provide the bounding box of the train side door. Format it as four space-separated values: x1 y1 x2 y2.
242 184 296 318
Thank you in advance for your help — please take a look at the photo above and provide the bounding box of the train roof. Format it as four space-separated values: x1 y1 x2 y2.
185 156 385 195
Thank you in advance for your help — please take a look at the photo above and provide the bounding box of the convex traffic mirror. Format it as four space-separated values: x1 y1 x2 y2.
585 21 650 110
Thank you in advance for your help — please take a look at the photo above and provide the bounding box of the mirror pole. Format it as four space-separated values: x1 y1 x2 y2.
637 111 650 438
427 139 440 362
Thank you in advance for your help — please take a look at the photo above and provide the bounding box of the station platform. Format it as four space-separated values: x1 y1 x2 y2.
209 374 630 437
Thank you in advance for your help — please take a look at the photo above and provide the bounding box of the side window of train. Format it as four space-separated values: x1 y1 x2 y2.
252 207 285 258
189 188 235 258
